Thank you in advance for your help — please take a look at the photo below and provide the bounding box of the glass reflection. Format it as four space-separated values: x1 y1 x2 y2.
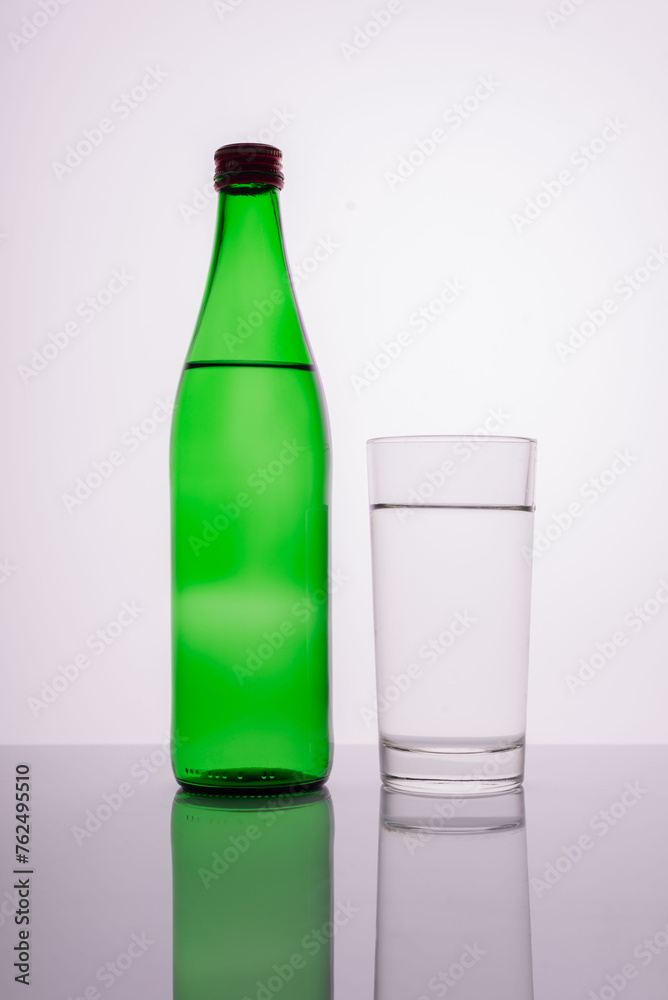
375 788 534 1000
171 788 332 999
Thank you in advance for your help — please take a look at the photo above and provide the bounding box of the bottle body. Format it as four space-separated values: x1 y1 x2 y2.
171 154 330 792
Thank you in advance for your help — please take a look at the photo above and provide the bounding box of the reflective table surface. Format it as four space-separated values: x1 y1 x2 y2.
1 744 667 998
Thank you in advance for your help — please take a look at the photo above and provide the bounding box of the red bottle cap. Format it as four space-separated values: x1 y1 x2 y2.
214 143 284 191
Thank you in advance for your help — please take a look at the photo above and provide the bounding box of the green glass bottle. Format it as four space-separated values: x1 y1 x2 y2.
171 789 332 1000
171 144 330 793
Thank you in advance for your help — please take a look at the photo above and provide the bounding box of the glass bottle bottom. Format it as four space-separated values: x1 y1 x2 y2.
174 765 328 796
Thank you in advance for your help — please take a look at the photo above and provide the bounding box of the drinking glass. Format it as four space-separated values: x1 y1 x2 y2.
367 435 536 792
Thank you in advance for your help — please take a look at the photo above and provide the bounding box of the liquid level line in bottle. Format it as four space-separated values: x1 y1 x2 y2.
184 360 315 371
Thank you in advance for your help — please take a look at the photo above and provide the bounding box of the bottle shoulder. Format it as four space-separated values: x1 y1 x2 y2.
187 274 315 365
186 188 314 366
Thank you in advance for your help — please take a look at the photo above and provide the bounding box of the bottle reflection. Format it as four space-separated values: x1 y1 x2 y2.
375 788 534 1000
171 788 332 999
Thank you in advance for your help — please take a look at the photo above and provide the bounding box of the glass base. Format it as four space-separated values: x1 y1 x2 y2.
380 739 525 795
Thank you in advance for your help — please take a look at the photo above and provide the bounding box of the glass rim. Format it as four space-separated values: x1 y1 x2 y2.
367 434 536 445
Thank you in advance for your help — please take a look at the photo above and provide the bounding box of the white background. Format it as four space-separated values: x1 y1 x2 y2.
1 0 667 745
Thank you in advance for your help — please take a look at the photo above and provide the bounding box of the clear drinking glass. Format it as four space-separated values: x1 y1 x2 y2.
367 435 537 793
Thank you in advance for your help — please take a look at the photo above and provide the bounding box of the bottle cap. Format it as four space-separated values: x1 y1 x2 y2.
214 143 284 191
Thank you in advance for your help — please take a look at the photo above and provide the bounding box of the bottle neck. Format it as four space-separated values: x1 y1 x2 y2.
215 184 287 279
187 184 311 366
